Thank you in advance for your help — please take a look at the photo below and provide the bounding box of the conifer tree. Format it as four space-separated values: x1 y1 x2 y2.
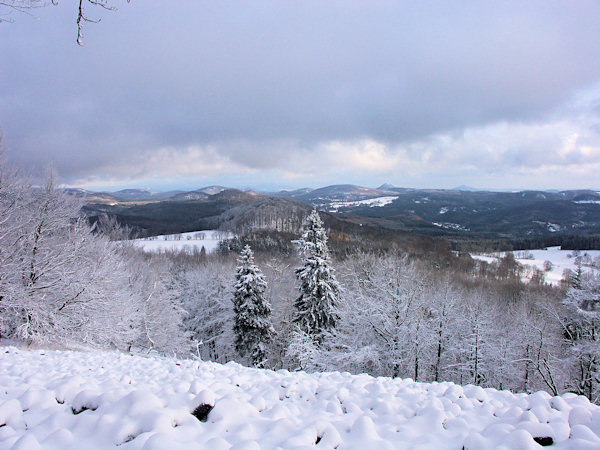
293 210 340 343
232 245 274 367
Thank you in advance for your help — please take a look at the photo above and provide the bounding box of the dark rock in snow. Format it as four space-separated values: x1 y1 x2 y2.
533 436 553 446
191 403 213 422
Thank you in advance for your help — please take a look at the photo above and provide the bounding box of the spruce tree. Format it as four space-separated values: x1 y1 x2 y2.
293 210 340 343
232 245 274 367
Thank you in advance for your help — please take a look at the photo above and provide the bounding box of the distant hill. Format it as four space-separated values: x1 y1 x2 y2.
308 188 600 241
170 186 227 201
285 184 398 204
110 189 184 202
76 183 600 247
452 185 480 192
275 187 313 198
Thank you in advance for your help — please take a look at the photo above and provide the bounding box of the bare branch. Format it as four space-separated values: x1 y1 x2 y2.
1 0 128 45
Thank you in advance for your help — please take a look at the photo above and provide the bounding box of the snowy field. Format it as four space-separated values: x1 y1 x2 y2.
471 247 600 285
130 230 232 254
327 196 398 212
2 347 600 449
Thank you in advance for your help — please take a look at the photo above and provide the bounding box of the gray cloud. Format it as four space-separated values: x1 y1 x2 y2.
2 1 600 189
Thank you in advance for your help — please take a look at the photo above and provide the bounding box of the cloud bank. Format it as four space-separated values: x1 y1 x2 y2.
2 1 600 190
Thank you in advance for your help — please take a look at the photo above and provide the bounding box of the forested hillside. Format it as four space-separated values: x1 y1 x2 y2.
78 184 600 251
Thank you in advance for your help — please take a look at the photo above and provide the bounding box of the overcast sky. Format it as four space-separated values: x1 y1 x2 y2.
2 1 600 192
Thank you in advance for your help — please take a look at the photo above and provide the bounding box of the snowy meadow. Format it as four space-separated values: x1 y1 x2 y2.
130 231 232 255
471 247 600 286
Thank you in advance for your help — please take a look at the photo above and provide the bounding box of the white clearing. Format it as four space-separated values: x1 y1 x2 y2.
471 247 600 285
129 230 232 254
327 196 398 212
2 346 600 449
433 222 470 231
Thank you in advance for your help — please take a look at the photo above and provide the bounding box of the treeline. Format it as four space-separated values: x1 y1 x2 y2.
453 233 600 253
170 213 600 403
178 249 600 403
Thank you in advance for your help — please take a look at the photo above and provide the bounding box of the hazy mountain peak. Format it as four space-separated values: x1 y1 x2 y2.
197 185 227 195
452 185 479 192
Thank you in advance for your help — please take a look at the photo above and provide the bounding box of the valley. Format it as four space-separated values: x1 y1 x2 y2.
77 184 600 250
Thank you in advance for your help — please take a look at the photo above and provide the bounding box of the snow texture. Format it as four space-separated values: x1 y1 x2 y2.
2 346 600 449
129 230 232 254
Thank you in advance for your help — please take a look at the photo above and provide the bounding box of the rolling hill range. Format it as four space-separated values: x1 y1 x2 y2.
76 184 600 247
313 188 600 239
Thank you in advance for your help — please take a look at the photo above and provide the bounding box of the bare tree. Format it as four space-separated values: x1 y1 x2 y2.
0 0 129 45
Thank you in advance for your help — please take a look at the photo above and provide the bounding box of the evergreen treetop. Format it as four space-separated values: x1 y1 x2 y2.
293 210 340 343
232 245 274 367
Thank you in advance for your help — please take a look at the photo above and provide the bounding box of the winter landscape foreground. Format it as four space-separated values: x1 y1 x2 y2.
2 346 600 449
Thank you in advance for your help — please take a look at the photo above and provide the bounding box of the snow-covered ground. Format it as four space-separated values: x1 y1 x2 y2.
130 230 232 254
327 196 398 212
2 347 600 449
471 247 600 285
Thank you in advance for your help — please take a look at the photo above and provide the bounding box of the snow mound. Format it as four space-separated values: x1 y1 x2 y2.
2 346 600 449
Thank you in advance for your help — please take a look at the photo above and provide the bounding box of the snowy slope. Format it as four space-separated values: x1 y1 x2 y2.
2 347 600 449
471 247 600 285
327 196 398 212
130 230 232 254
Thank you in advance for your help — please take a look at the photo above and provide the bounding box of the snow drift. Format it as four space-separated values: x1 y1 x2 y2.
2 347 600 449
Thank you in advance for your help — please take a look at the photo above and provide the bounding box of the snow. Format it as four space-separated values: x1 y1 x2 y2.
2 346 600 449
471 247 600 285
432 222 470 231
129 230 232 254
532 221 562 232
574 200 600 204
547 223 561 233
327 196 398 212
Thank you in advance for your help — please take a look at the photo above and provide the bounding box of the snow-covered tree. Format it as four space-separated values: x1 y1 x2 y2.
177 259 236 362
336 252 429 378
0 166 186 353
262 256 297 369
286 329 326 372
127 252 188 355
0 171 139 346
562 274 600 401
292 210 340 344
232 245 274 367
